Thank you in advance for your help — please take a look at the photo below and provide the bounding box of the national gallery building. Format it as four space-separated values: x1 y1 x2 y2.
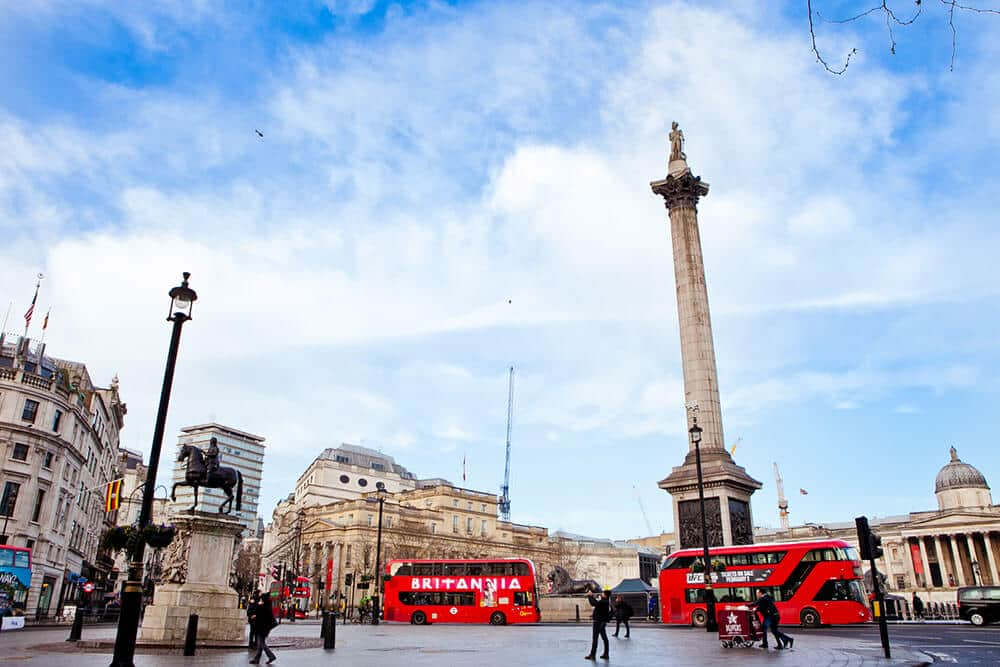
757 448 999 602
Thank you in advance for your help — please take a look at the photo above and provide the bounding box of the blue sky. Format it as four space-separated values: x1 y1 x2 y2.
2 1 999 539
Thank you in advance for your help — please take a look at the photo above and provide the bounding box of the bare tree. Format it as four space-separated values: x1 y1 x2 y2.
233 541 262 599
807 1 1000 73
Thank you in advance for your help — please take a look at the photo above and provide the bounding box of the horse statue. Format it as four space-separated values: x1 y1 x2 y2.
171 441 243 515
546 565 601 595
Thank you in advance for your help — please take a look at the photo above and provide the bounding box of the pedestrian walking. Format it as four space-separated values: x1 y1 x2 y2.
612 595 631 638
584 589 612 660
912 593 925 621
749 588 793 650
246 591 260 649
249 589 278 664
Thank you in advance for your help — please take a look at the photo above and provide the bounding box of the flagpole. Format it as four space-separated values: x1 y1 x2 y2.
1 301 10 334
23 273 43 338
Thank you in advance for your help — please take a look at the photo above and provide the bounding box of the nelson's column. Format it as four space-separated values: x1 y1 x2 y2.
651 123 761 548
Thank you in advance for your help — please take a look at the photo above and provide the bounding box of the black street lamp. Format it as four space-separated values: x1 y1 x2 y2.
690 418 718 633
110 273 197 667
370 482 386 625
1 486 19 545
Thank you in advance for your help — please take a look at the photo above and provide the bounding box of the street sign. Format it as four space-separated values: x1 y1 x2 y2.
356 582 370 590
82 582 95 593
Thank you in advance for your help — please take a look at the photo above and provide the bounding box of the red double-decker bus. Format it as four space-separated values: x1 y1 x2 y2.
659 539 871 627
382 558 540 625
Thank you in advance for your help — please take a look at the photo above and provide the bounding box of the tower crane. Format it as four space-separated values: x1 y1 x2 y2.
634 486 655 536
773 462 790 531
498 366 514 521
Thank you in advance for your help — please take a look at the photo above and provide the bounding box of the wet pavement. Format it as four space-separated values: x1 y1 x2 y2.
5 620 935 666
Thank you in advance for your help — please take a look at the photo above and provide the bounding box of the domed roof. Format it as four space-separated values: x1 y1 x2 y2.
935 447 990 493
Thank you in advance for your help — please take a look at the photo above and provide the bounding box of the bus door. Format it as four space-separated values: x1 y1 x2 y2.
668 595 683 622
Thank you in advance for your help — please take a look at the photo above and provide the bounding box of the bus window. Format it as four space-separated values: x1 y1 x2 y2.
0 550 13 567
513 562 529 576
514 591 533 606
391 562 412 576
442 562 466 576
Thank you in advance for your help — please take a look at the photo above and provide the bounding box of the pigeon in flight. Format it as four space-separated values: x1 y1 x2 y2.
255 129 264 138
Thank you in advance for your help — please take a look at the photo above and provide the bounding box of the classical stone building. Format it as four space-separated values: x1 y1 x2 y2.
111 447 170 585
0 335 125 617
262 480 657 614
757 448 999 603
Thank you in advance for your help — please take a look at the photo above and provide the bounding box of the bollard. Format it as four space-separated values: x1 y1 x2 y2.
67 610 85 642
183 614 199 656
321 611 327 639
575 605 580 622
324 611 337 650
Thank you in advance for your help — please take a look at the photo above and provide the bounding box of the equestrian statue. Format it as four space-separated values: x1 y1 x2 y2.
546 565 602 595
171 437 243 515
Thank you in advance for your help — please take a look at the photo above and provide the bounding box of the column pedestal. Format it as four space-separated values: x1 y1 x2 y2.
140 511 245 643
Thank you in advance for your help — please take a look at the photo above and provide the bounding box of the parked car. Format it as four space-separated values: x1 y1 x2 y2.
957 586 1000 626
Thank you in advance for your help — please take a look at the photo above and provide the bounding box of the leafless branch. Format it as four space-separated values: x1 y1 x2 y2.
809 0 999 73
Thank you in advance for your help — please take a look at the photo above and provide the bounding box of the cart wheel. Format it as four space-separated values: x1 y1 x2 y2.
722 641 730 648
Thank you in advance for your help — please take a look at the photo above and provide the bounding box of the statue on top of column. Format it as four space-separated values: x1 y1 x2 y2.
669 121 686 162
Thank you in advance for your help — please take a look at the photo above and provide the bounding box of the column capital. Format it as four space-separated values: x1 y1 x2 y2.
651 172 710 211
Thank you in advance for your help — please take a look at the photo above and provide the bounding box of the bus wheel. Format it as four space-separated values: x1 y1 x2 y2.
691 608 708 627
489 612 506 626
800 608 820 628
411 611 427 625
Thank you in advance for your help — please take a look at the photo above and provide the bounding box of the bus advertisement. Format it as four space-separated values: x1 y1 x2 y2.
659 539 871 628
382 558 540 626
0 545 31 618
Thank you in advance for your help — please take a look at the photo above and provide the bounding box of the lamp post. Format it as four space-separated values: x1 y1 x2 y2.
690 418 717 632
1 486 18 544
972 560 981 586
110 273 197 667
369 482 386 625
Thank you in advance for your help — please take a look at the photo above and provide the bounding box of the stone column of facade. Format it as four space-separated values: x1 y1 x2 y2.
917 537 931 589
651 125 761 548
983 532 1000 586
936 535 955 587
902 537 918 590
948 535 967 587
965 534 980 584
928 535 944 588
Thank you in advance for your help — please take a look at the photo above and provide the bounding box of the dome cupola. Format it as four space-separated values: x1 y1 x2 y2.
935 447 992 511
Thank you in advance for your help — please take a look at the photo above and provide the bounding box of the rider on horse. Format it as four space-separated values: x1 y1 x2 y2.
204 437 221 482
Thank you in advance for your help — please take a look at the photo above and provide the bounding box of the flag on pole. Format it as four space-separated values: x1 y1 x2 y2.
24 282 39 329
799 488 809 495
462 454 467 482
729 437 742 455
42 309 50 330
105 479 124 511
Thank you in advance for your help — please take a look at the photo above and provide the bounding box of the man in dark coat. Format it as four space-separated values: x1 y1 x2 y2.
584 589 612 660
749 588 793 650
912 593 925 620
246 591 260 649
249 590 278 664
612 594 632 638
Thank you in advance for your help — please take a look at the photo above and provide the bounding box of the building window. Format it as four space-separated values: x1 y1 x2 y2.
467 502 473 510
481 520 488 535
371 462 384 471
358 478 368 487
31 489 46 523
452 499 459 508
386 517 392 529
367 514 373 527
481 504 486 513
22 399 39 422
1 482 20 517
345 544 352 567
52 409 63 432
335 455 349 463
11 443 29 461
430 522 436 534
452 515 458 533
43 452 54 469
467 517 473 534
25 538 35 551
339 475 349 484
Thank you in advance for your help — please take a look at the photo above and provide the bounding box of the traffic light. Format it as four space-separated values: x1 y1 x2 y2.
271 563 283 582
855 516 884 560
345 573 353 586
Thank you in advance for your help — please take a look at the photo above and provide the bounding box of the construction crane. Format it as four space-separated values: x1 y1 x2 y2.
633 486 655 536
498 366 514 521
773 462 790 531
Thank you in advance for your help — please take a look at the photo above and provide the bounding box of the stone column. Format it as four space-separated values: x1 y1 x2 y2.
983 532 1000 586
948 535 967 586
902 537 918 590
917 537 931 589
928 535 944 588
651 133 761 549
965 534 980 585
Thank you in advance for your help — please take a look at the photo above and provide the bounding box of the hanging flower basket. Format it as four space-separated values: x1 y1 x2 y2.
101 526 137 553
142 524 176 549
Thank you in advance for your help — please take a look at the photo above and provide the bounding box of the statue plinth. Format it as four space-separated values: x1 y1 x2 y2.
140 511 245 643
